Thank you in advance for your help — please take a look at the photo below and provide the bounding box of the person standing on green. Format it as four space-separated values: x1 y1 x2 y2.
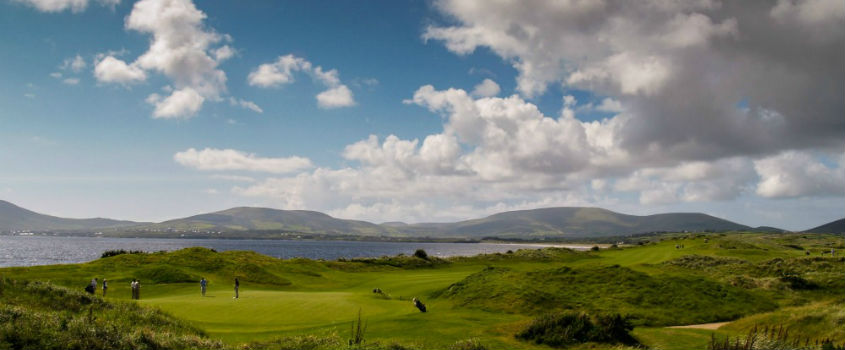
233 278 239 299
102 279 108 297
200 278 207 297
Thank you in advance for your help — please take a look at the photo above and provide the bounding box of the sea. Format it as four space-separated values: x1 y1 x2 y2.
0 235 592 267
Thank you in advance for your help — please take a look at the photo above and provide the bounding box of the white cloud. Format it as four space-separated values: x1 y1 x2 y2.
92 0 231 118
49 72 62 79
316 85 355 109
93 56 147 85
249 54 356 108
174 148 313 174
595 98 624 113
754 151 845 198
247 54 308 87
615 158 756 204
14 0 118 13
146 88 204 119
228 97 263 113
213 45 236 62
471 78 500 97
62 78 80 85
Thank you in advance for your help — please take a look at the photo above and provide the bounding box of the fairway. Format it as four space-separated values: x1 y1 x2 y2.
139 266 531 347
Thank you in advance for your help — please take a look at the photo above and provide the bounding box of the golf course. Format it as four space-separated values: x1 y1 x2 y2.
1 232 843 349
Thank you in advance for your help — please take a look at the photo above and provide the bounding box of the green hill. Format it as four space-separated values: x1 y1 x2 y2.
804 218 845 234
150 206 393 236
0 200 141 233
399 207 750 238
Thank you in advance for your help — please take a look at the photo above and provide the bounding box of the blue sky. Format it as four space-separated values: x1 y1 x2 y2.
1 0 843 230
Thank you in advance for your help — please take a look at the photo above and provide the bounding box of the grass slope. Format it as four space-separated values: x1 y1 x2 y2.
1 232 842 349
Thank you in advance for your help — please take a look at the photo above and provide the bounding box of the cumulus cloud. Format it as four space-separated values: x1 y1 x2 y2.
94 56 147 85
146 88 204 119
471 78 500 97
92 0 232 119
174 148 313 174
248 54 356 109
754 151 845 198
247 55 308 87
316 85 355 108
62 78 80 85
14 0 118 13
423 0 844 162
615 158 756 204
595 98 624 113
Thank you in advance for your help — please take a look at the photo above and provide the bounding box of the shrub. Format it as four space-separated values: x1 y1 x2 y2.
100 250 145 259
779 275 818 290
413 249 429 260
515 312 637 347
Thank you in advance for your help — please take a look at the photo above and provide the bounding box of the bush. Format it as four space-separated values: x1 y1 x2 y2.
515 312 637 347
413 249 429 260
100 250 145 259
779 275 819 290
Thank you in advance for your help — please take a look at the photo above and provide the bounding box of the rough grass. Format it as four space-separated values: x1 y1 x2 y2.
434 264 777 326
0 278 223 350
721 299 845 343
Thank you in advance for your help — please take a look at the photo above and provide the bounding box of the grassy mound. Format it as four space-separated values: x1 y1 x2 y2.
721 299 845 343
0 278 222 350
515 312 637 347
435 265 776 326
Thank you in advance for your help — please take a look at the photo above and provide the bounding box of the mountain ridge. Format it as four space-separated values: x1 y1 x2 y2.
0 199 837 238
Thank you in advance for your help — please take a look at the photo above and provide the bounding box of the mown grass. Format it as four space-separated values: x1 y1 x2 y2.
0 232 842 349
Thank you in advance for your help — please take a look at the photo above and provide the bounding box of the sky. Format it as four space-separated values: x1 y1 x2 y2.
0 0 843 230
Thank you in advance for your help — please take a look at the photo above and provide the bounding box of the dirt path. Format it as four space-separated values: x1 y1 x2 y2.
667 321 730 330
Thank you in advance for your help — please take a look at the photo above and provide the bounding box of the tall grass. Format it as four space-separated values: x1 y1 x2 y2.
708 325 845 350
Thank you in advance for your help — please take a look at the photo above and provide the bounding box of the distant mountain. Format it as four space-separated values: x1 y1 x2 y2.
149 207 392 236
0 200 141 232
396 207 751 238
0 200 761 238
804 218 845 234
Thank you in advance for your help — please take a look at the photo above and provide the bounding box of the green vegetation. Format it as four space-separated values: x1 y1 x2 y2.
1 232 842 349
0 278 222 349
515 312 637 347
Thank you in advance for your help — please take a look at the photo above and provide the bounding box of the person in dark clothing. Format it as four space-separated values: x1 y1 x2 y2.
412 297 427 312
102 278 108 297
200 277 207 297
233 278 239 299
